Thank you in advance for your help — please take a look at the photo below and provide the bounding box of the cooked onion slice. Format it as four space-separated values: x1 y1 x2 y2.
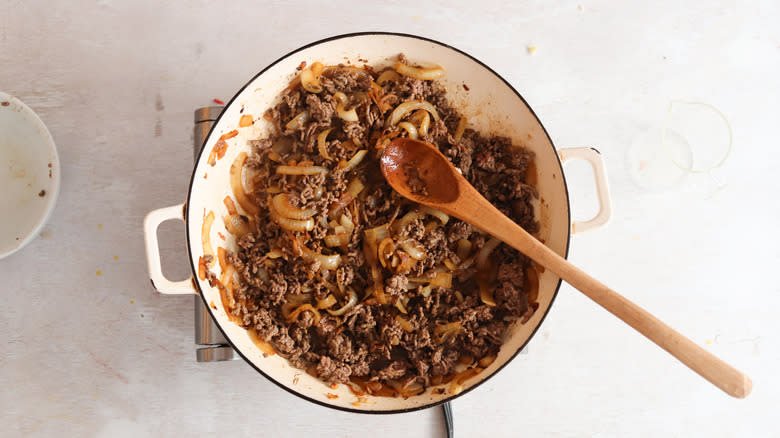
333 92 359 122
419 206 449 225
409 110 430 137
317 128 334 160
201 211 216 267
285 304 321 325
327 287 358 316
376 69 401 85
476 237 502 269
479 280 497 307
434 321 462 344
387 100 440 127
229 153 260 216
399 240 426 260
409 272 452 288
301 247 341 270
454 117 467 141
394 61 445 80
275 165 329 175
397 121 418 140
316 294 338 309
285 111 310 130
269 199 314 232
449 367 483 395
340 150 368 172
272 193 317 219
456 239 472 260
300 61 324 93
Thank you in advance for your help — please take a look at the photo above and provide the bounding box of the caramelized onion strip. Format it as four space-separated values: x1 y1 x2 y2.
229 153 260 216
394 61 445 80
387 100 440 127
272 193 317 219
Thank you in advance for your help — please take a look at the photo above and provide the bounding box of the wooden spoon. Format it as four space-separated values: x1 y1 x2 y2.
380 137 752 398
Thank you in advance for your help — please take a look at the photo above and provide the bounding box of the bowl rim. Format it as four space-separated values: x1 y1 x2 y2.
184 31 572 414
0 92 61 259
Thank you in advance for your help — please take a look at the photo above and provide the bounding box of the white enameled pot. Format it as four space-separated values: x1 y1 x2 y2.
143 33 611 413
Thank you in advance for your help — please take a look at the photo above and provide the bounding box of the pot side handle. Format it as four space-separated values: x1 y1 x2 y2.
558 147 612 234
143 203 196 295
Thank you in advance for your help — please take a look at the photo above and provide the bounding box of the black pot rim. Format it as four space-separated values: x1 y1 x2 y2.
184 31 572 415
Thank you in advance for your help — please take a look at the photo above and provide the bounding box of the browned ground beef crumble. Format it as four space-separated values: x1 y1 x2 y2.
226 55 539 392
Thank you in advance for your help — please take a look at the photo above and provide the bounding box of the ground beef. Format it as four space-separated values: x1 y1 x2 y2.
225 54 540 393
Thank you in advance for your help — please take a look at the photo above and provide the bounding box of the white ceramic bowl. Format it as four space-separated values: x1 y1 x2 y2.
0 92 60 259
144 33 611 413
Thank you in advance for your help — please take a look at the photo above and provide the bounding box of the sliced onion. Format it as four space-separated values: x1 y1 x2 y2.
377 237 395 268
229 153 260 216
328 177 364 219
300 61 324 93
395 315 414 332
479 280 497 307
301 247 341 270
478 355 496 368
419 206 449 225
316 294 337 309
387 100 440 127
476 237 502 269
394 61 445 80
285 304 321 325
409 110 430 137
399 240 426 260
333 92 359 122
453 117 467 141
365 224 390 244
444 259 458 271
397 121 418 140
285 111 310 131
269 200 314 232
376 69 401 85
223 196 238 216
340 214 355 235
201 211 216 267
327 287 358 316
456 239 472 260
317 127 334 160
409 272 452 288
265 249 283 259
272 193 317 219
449 367 482 395
392 209 424 234
217 246 228 271
340 150 368 172
275 165 328 175
434 321 462 344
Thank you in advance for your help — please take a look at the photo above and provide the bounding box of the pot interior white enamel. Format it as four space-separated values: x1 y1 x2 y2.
185 33 570 413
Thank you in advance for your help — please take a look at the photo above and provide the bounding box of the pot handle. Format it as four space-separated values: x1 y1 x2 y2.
558 147 612 233
143 203 196 295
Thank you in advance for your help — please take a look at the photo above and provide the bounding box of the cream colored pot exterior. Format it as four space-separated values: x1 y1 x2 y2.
143 33 611 413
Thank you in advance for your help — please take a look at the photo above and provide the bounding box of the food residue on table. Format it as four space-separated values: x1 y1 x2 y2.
113 255 118 260
527 45 538 55
98 224 103 229
96 270 102 276
38 189 46 197
1 101 8 106
213 98 225 105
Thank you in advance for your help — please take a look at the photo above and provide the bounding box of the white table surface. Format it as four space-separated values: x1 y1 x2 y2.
2 1 778 436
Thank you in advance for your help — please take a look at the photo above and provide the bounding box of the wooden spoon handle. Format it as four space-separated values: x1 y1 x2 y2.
491 213 752 398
